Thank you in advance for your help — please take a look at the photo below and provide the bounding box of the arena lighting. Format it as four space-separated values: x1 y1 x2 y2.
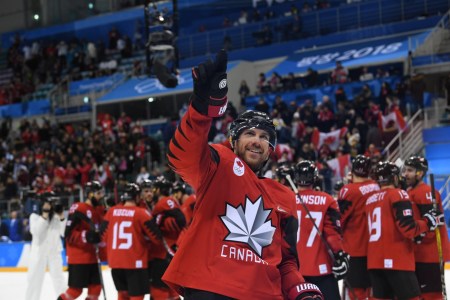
88 3 94 9
83 96 90 104
148 97 155 103
33 14 39 20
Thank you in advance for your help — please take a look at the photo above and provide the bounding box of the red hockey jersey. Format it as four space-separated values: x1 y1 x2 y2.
65 202 105 264
365 187 429 271
338 180 379 257
408 182 450 263
149 196 183 260
102 205 160 269
162 105 304 300
297 189 343 276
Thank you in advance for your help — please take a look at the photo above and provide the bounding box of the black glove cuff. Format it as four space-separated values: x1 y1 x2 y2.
191 93 228 118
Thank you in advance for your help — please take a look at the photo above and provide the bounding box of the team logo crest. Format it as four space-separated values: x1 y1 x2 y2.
233 158 245 176
220 196 275 256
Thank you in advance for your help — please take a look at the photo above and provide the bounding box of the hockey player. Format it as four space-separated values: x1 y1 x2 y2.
139 179 154 211
148 176 185 300
403 155 450 300
365 161 444 300
338 155 380 299
162 50 324 299
294 160 349 299
172 181 188 204
25 191 67 300
100 183 162 300
58 181 106 300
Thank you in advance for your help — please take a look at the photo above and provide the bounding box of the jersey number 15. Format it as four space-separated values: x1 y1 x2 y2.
112 221 133 249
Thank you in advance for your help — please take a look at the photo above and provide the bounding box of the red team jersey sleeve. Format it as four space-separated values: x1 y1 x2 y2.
167 104 217 192
163 105 306 300
408 182 450 262
101 206 161 269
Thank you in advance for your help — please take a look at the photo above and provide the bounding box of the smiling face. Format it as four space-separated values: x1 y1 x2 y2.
233 128 272 172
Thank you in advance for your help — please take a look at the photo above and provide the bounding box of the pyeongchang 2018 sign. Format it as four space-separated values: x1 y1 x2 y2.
295 42 403 68
268 32 429 76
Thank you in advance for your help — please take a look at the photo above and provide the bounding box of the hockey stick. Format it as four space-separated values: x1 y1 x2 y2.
285 174 359 300
95 244 108 300
429 173 447 300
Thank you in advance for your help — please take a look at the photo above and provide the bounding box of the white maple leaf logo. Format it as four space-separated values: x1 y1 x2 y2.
220 196 275 256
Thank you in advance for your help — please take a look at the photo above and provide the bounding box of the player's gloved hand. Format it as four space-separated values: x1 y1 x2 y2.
332 250 350 280
413 232 426 244
86 230 101 244
288 283 324 300
191 49 228 118
424 208 444 231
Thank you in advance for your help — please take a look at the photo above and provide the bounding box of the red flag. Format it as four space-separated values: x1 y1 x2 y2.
378 109 406 132
312 127 347 151
327 154 351 179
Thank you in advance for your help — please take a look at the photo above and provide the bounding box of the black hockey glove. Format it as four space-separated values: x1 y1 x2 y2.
191 49 228 118
332 250 350 280
288 283 324 300
424 208 444 231
413 232 426 244
86 230 101 244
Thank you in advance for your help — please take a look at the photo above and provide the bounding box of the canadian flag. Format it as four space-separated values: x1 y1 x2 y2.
274 143 294 162
378 109 406 132
312 127 348 151
327 154 352 179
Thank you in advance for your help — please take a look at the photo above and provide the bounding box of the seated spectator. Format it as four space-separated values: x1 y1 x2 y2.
238 80 250 107
237 10 248 25
364 143 381 161
268 72 282 92
304 67 319 87
253 25 273 46
331 61 348 84
359 66 374 81
136 166 150 184
282 72 299 91
254 97 270 114
256 73 269 94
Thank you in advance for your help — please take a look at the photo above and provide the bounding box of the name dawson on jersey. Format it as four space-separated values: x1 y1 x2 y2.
221 245 269 265
113 209 136 217
298 195 326 205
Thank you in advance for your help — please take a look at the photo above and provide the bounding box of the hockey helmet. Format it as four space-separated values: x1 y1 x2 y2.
275 164 295 181
153 176 172 196
374 161 400 186
139 179 153 190
122 183 141 202
172 181 186 194
404 156 428 173
352 155 371 177
85 181 103 196
229 110 276 149
295 160 318 186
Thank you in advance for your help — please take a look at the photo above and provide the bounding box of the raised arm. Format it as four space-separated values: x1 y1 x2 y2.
167 50 228 190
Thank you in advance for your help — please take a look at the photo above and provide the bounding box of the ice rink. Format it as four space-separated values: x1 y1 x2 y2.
2 266 450 299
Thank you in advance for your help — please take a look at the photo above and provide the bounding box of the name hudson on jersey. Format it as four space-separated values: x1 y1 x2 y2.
298 195 326 205
221 245 269 265
113 209 136 217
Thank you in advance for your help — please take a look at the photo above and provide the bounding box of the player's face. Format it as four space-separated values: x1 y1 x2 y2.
402 165 418 186
234 128 271 172
141 188 153 202
94 189 105 200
